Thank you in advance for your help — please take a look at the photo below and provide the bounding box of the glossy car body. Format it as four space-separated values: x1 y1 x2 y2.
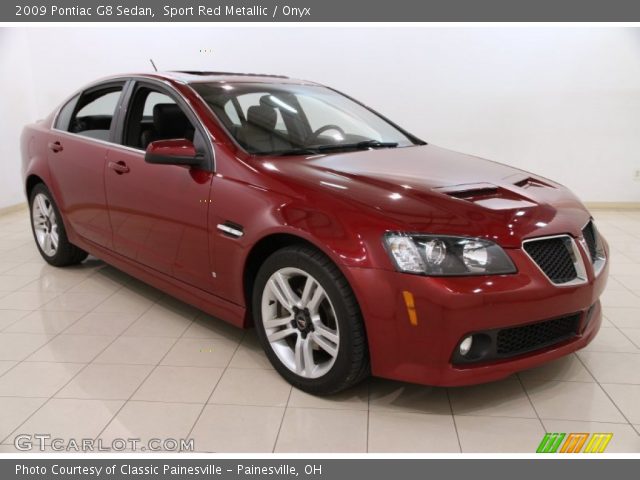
21 71 608 387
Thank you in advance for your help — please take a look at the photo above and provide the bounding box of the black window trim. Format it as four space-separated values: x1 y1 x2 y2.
113 78 215 172
65 80 127 143
50 76 215 172
51 76 129 130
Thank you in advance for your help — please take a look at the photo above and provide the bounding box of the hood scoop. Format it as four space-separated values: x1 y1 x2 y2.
439 183 499 201
434 183 537 211
514 176 554 189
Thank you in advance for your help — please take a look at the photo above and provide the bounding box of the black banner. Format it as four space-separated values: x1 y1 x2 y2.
3 459 640 480
5 0 640 22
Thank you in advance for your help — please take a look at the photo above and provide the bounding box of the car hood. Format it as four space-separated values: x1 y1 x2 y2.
260 145 590 248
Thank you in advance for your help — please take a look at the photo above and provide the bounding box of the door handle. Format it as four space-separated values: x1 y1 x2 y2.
48 141 63 153
108 161 130 174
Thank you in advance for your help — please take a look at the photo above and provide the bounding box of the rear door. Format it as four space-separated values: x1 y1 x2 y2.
48 82 125 248
104 80 215 289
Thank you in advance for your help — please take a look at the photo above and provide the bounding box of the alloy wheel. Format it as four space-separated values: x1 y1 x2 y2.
32 193 59 257
261 267 340 379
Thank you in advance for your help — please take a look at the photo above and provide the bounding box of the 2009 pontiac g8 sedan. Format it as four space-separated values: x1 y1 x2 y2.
21 71 608 394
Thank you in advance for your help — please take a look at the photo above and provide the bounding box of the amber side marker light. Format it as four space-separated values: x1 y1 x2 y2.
402 290 418 326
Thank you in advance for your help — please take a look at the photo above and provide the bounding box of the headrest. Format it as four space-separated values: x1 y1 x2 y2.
153 103 190 138
247 104 277 131
260 94 273 107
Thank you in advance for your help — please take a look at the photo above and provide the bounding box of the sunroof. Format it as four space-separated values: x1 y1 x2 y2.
173 71 289 79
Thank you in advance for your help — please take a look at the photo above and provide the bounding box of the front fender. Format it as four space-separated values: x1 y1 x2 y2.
207 174 393 309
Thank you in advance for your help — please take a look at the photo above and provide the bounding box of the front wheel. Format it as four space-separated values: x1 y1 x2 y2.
29 183 88 267
252 245 369 395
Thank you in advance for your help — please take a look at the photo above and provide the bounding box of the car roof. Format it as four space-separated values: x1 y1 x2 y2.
124 71 322 86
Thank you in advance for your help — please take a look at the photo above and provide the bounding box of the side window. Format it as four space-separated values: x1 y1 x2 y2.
143 92 173 116
68 86 123 141
123 86 196 150
54 95 78 131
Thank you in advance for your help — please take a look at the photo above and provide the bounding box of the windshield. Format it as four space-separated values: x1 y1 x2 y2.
190 82 420 155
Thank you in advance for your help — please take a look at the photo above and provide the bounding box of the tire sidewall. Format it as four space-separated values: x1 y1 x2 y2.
252 248 358 394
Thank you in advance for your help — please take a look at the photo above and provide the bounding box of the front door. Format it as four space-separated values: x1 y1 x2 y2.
104 82 214 289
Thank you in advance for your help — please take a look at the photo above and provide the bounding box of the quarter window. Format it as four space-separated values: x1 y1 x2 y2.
54 95 79 131
68 85 124 141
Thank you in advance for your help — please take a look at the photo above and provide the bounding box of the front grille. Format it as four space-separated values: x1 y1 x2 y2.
523 236 577 284
452 313 582 365
496 314 580 356
582 221 598 262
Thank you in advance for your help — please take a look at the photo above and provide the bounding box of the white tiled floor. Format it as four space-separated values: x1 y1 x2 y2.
0 207 640 452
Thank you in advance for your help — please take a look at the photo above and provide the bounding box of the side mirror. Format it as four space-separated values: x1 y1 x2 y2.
145 139 202 167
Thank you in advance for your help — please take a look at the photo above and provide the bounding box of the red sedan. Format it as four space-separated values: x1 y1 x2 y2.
20 71 608 394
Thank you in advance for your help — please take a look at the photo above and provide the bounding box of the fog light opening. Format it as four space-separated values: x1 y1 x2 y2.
459 335 474 356
453 333 492 364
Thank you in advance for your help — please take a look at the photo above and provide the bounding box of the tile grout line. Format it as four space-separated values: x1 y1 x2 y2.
365 380 370 453
574 348 640 355
0 394 381 413
444 388 463 453
271 376 294 454
440 413 633 427
0 309 36 333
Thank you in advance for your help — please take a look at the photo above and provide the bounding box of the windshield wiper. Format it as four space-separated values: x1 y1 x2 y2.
261 140 399 157
315 140 398 152
271 148 321 156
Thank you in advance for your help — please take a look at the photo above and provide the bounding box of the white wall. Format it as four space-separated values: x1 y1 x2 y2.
0 28 37 209
1 26 639 209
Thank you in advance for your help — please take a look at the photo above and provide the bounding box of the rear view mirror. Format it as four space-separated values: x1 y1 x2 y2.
145 139 202 167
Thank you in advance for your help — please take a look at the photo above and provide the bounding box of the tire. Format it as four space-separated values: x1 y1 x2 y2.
252 245 369 395
29 183 88 267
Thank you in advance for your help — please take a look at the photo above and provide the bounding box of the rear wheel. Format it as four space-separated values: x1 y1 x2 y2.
29 183 88 267
252 245 369 395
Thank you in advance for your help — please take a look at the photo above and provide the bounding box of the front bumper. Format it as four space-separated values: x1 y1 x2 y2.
346 247 608 387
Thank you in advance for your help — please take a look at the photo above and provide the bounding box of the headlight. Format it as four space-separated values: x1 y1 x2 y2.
383 233 516 276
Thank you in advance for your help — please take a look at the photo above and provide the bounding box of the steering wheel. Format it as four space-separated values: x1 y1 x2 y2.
306 124 346 145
